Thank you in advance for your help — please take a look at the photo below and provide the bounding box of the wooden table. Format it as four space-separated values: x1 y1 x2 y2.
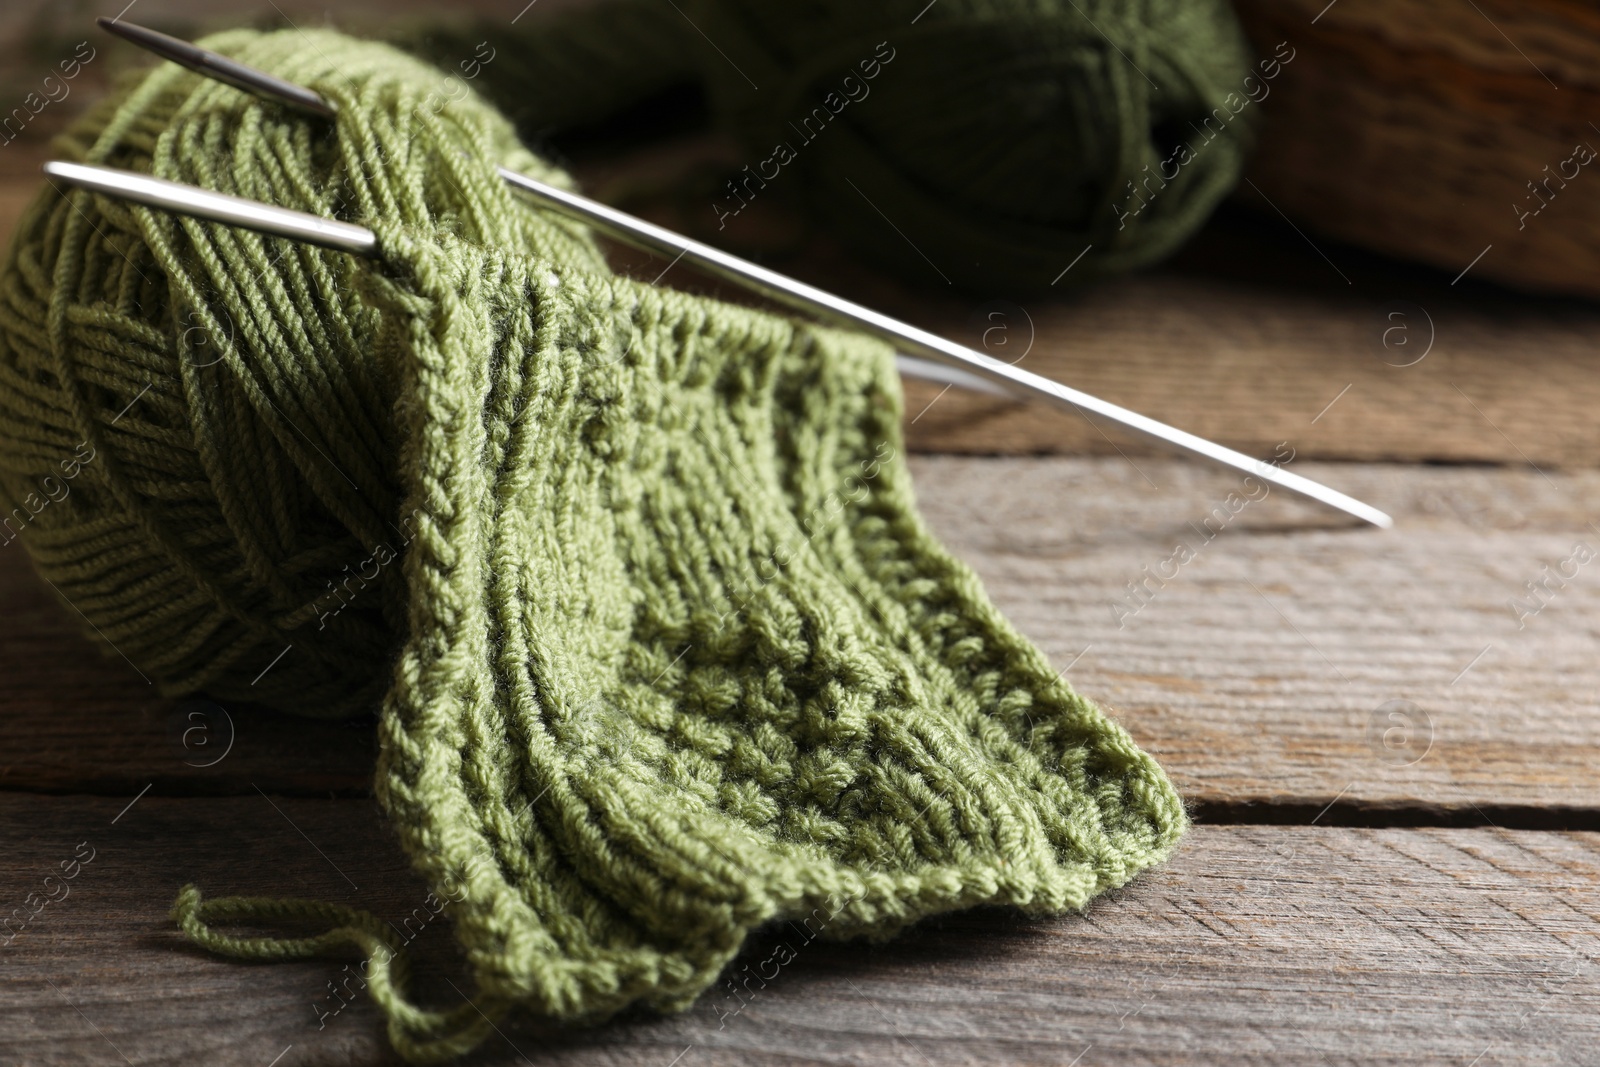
7 17 1600 1065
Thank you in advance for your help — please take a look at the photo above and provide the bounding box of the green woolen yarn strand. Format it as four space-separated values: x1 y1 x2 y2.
0 29 1186 1062
410 0 1257 292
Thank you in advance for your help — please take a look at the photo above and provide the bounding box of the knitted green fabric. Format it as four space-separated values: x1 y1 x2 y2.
0 30 1185 1062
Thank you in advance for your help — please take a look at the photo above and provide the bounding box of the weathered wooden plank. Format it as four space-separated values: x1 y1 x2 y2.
911 455 1600 815
575 163 1600 469
4 792 1600 1066
4 456 1600 813
14 0 1600 302
893 252 1600 467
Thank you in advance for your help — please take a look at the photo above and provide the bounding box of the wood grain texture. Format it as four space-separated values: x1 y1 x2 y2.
1234 0 1600 299
10 0 1600 301
911 455 1600 815
5 792 1600 1066
575 123 1600 466
0 6 1594 1065
891 256 1600 465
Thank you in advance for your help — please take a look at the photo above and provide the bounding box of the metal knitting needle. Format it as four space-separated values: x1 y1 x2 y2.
45 161 377 254
44 161 1391 530
75 23 1396 529
98 17 335 119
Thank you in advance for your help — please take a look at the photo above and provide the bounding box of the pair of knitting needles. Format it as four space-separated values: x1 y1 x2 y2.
44 18 1392 528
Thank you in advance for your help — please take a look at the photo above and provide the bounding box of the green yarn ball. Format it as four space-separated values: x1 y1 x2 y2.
0 30 604 719
417 0 1258 291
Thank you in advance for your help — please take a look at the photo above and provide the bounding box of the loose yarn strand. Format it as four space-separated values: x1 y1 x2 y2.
171 885 506 1062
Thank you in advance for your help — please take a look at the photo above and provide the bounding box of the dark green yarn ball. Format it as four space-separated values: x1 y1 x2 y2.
414 0 1258 292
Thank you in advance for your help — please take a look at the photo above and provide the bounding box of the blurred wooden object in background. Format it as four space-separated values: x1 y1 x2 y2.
1235 0 1600 298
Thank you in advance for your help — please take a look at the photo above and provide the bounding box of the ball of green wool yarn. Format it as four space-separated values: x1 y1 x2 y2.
414 0 1257 292
0 29 606 718
696 0 1258 291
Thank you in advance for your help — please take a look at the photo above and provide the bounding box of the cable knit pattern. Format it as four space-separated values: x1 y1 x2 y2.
0 30 1185 1062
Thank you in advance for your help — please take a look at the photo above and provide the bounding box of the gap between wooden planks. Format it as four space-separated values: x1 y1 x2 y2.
3 793 1599 1066
2 456 1598 817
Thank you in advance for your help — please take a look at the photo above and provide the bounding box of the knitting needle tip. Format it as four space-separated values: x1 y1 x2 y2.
97 17 337 120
